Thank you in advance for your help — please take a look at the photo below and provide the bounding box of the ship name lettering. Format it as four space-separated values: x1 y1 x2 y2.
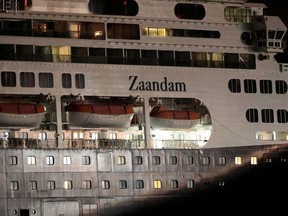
129 76 186 92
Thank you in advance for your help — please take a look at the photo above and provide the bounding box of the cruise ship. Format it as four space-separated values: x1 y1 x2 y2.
0 0 288 215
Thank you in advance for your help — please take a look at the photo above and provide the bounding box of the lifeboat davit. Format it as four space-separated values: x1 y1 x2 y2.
0 103 46 128
150 106 201 130
65 103 135 129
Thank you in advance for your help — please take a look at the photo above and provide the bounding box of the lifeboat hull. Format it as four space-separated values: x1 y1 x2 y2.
0 112 46 128
150 116 201 129
68 112 135 129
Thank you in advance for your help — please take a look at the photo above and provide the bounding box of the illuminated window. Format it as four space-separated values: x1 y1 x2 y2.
251 156 257 165
235 156 242 165
63 156 71 165
27 156 36 165
39 131 47 141
117 156 126 165
83 180 92 189
102 180 110 190
154 180 162 189
45 156 54 165
64 180 73 190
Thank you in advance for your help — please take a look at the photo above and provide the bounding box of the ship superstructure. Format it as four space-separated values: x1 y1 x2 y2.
0 0 288 215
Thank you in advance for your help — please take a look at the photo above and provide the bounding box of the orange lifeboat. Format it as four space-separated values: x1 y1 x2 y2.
150 106 201 129
65 103 135 129
0 103 46 128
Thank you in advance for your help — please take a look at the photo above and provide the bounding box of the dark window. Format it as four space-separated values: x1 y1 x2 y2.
20 72 35 87
244 79 257 93
169 156 177 165
1 71 16 87
260 80 272 94
75 73 85 89
107 23 140 40
125 49 140 65
62 73 72 88
152 156 161 165
175 51 191 66
141 50 157 65
277 109 288 123
39 72 53 88
275 80 287 94
261 109 274 123
175 3 205 20
246 108 258 123
228 79 241 93
89 0 139 16
158 50 174 66
89 48 106 63
107 48 123 64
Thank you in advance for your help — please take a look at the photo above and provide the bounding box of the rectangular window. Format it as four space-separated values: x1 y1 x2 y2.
119 180 127 189
135 156 143 165
9 156 18 165
186 156 193 165
135 180 144 189
102 180 110 190
82 156 91 165
47 180 55 190
46 156 54 165
152 156 161 165
75 73 85 89
39 72 53 88
235 156 242 165
169 156 177 165
62 73 72 88
202 156 210 165
63 156 71 165
218 156 226 165
29 181 37 190
20 72 35 87
27 156 36 165
117 156 126 165
83 180 92 189
153 180 162 189
1 71 16 87
187 179 194 189
64 180 73 190
170 180 179 189
10 181 19 190
251 156 257 165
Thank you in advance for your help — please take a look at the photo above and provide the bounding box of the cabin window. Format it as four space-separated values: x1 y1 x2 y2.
47 181 55 190
83 180 92 189
39 72 53 88
10 181 19 190
119 180 127 189
169 156 177 165
52 46 71 63
16 44 33 61
244 79 257 93
141 50 157 65
107 48 124 64
29 181 37 190
277 109 288 123
38 132 47 141
175 3 205 20
27 156 36 165
154 180 162 189
62 73 72 88
71 47 88 63
186 156 193 165
89 48 106 63
64 180 73 190
102 180 110 189
187 179 194 189
125 49 140 65
251 157 257 165
260 80 272 94
261 109 274 123
275 80 287 94
135 156 143 165
0 44 14 60
109 133 117 139
9 156 18 165
75 73 85 89
63 156 71 165
170 180 179 189
117 156 126 165
152 156 161 165
46 156 54 165
20 72 35 87
175 51 191 67
83 156 91 165
246 108 259 123
235 157 242 165
1 71 16 87
135 180 144 189
228 79 241 93
35 46 52 62
202 156 210 165
158 50 174 66
218 156 226 165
